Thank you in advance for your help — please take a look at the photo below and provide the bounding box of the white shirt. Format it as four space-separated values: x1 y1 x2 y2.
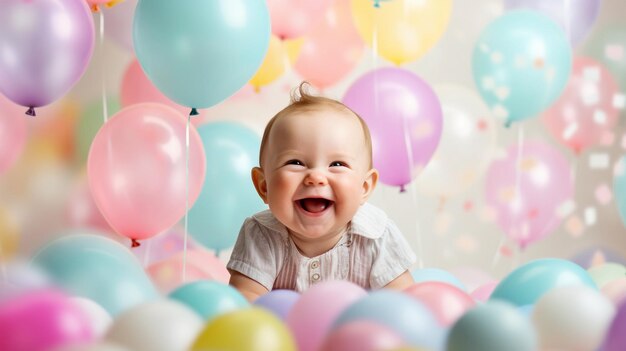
227 203 416 292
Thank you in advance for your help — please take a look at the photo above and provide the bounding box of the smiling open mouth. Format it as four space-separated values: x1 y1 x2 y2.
298 198 333 213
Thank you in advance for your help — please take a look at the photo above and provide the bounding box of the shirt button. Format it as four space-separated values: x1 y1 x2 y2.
312 273 320 281
310 260 320 269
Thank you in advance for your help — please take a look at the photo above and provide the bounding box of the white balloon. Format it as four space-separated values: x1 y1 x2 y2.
105 299 203 351
532 285 615 351
415 84 497 198
70 297 113 338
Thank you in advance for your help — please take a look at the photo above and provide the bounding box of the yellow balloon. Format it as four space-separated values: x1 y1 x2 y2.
249 36 303 92
351 0 452 65
0 207 19 260
191 307 296 351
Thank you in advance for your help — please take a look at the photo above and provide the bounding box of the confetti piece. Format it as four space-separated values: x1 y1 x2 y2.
495 86 510 100
584 207 597 226
565 215 584 237
590 250 607 267
492 104 509 120
499 245 513 257
434 212 452 235
582 65 600 83
595 184 613 205
562 122 578 140
593 109 607 125
479 205 497 222
589 153 610 169
490 52 503 64
582 83 600 105
557 200 576 218
482 76 496 91
463 201 474 212
456 235 478 253
613 93 625 110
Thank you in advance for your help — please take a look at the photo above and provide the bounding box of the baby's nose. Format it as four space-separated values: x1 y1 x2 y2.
304 170 327 186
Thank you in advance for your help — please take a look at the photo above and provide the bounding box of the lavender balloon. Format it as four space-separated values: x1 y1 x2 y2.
505 0 601 46
604 299 626 351
343 67 443 191
0 0 95 116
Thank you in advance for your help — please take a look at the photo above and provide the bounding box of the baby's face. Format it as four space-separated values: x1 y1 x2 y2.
255 108 377 243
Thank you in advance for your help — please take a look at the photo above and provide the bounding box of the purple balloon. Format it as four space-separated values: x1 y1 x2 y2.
0 289 94 351
604 299 626 351
254 289 300 321
0 0 95 115
504 0 601 46
343 67 443 190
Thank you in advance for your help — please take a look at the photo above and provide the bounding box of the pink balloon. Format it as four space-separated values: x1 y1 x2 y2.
0 289 94 351
485 140 574 248
0 0 94 115
320 320 406 351
404 282 476 326
267 0 333 39
293 0 364 90
0 94 27 174
120 59 206 121
470 281 499 302
287 280 367 351
542 56 620 155
87 103 206 246
601 277 626 306
147 250 230 294
343 67 443 190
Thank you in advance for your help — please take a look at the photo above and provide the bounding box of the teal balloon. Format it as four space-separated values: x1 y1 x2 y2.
75 98 120 165
446 301 537 351
489 258 596 306
614 156 626 227
32 232 158 316
472 10 572 126
169 280 248 321
133 0 270 109
188 122 266 251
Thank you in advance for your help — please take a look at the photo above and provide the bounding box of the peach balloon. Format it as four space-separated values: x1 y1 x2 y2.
404 282 475 326
120 59 206 121
267 0 333 39
542 56 620 155
293 0 364 90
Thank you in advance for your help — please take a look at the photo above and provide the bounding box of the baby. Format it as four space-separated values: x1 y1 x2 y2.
227 82 416 301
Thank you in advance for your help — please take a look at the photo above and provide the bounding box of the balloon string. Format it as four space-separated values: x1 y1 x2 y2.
564 0 571 43
143 239 152 267
99 11 109 123
182 114 191 283
513 125 525 249
408 183 425 269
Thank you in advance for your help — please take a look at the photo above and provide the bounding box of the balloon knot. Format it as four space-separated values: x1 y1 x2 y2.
25 107 36 117
131 239 141 248
189 108 199 116
505 120 512 128
90 4 100 12
399 185 406 193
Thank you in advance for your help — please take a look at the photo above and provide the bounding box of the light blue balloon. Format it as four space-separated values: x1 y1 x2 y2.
490 258 596 306
614 156 626 227
187 122 266 251
333 290 444 350
133 0 270 109
169 280 248 321
411 268 467 291
472 10 572 126
31 232 158 316
446 301 537 351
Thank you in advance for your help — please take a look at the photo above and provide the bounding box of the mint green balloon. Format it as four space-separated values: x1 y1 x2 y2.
32 232 158 316
75 98 120 165
588 262 626 289
187 122 266 251
490 258 596 307
472 10 572 127
133 0 270 110
169 280 249 321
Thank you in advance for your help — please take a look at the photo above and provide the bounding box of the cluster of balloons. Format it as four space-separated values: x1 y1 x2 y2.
6 251 626 351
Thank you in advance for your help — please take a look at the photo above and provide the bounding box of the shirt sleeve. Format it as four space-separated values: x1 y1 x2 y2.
226 217 282 291
369 219 417 289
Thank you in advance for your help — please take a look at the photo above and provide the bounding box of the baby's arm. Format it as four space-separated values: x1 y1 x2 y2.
229 270 270 302
383 270 414 290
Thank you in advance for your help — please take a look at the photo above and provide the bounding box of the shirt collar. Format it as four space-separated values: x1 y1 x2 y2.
252 202 386 240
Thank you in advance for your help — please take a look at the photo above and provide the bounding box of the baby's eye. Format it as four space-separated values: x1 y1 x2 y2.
285 159 304 166
330 161 348 167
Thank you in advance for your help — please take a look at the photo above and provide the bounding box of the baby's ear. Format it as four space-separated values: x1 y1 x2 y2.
361 168 379 204
251 167 269 204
